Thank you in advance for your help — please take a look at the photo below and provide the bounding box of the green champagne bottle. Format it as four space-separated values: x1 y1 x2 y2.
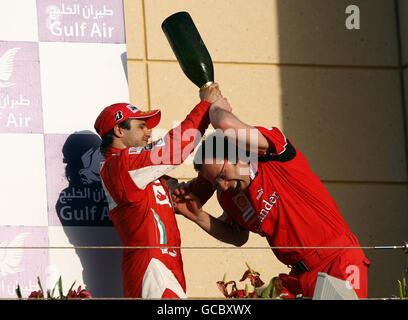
162 11 214 89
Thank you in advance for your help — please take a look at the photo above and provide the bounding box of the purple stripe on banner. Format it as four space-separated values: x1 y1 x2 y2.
0 41 43 133
37 0 126 43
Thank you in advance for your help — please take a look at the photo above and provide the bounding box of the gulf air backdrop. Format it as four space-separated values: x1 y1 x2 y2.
0 0 128 298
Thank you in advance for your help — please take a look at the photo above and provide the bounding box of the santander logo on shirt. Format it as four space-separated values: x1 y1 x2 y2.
259 191 279 225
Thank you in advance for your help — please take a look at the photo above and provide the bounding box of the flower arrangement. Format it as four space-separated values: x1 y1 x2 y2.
216 262 284 299
15 276 91 299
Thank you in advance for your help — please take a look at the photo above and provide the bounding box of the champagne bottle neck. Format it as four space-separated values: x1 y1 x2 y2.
200 81 214 91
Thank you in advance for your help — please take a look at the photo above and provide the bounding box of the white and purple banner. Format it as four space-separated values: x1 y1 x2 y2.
0 42 43 133
37 0 125 43
0 0 128 298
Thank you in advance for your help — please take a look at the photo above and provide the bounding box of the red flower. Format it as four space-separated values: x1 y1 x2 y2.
68 286 92 299
77 287 92 299
217 264 280 299
232 289 245 298
216 280 238 298
228 288 257 298
240 269 265 288
28 290 44 299
216 281 228 298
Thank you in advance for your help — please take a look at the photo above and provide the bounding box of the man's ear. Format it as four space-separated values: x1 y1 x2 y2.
113 124 124 137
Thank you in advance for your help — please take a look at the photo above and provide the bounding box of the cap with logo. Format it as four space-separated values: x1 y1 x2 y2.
94 103 161 137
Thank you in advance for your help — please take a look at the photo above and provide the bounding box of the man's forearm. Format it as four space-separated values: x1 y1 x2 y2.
193 210 248 247
209 104 270 154
209 105 236 131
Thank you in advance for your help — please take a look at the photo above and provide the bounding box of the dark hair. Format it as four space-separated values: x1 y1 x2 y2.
100 119 132 155
193 131 250 172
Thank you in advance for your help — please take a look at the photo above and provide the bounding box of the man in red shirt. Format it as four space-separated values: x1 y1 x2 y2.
172 97 370 299
94 83 223 298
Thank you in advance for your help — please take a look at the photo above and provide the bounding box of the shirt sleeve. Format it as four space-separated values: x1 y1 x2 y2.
125 100 211 190
255 126 288 155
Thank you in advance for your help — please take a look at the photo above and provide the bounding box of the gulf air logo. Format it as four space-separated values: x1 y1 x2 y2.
0 48 20 89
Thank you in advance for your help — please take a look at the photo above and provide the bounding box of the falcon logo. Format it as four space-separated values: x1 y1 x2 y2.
114 110 123 122
0 232 30 276
0 47 20 88
79 148 102 184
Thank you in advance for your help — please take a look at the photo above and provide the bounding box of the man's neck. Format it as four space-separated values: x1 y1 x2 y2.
111 139 128 150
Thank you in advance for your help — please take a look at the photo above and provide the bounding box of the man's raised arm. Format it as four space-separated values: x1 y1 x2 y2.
208 98 270 154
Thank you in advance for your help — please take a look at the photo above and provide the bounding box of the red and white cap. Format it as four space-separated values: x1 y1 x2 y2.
94 103 161 137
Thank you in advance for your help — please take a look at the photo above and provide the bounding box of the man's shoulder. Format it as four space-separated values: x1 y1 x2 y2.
101 149 126 172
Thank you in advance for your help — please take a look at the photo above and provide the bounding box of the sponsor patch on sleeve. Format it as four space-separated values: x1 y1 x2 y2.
129 146 143 154
128 138 165 155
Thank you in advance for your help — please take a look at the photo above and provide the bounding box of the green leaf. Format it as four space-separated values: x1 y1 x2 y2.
271 277 280 299
398 280 403 300
51 279 58 298
261 278 274 298
15 284 22 299
271 285 279 299
245 262 253 274
66 281 76 300
37 276 44 297
58 276 64 299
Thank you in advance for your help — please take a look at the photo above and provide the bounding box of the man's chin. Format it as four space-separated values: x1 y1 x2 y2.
132 141 148 148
